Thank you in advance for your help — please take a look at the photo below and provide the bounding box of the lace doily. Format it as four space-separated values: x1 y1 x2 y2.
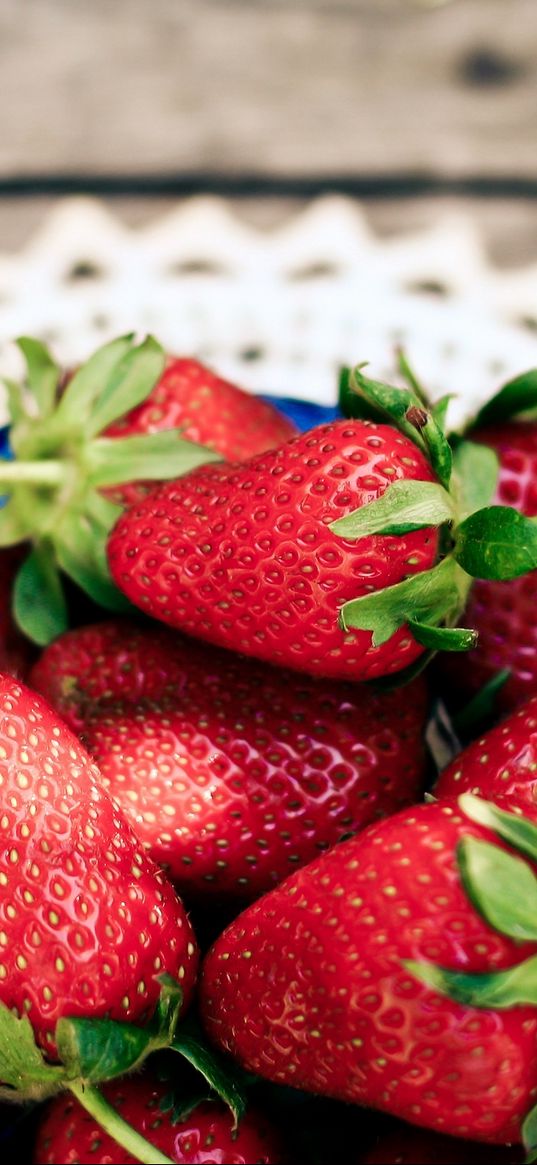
1 195 537 429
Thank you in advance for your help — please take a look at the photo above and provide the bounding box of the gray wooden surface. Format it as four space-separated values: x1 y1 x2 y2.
0 0 535 179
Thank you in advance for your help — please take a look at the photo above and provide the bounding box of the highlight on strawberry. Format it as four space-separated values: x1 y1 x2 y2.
200 794 537 1150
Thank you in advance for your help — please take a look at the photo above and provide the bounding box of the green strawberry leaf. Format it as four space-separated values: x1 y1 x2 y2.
396 349 428 406
431 394 454 432
13 543 69 645
452 441 500 517
408 621 477 652
338 364 383 422
339 557 459 646
472 368 537 428
0 1003 66 1100
56 977 184 1085
17 337 60 419
453 506 537 580
350 368 453 488
159 1090 207 1125
523 1102 537 1162
3 377 29 427
55 515 133 614
329 480 455 540
405 952 537 1008
86 336 166 437
86 431 219 488
452 670 510 736
171 1019 246 1129
459 795 537 864
54 334 136 427
56 1016 152 1084
457 836 537 942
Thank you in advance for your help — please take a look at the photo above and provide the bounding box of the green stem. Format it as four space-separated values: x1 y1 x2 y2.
68 1081 174 1165
0 460 66 486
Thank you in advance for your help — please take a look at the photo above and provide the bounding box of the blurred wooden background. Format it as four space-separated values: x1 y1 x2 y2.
0 0 536 261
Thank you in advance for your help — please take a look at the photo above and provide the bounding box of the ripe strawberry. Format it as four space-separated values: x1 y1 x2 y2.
108 419 440 681
200 798 537 1144
30 619 429 898
0 674 198 1053
360 1124 523 1163
440 421 537 713
435 694 537 810
107 356 297 465
34 1071 285 1165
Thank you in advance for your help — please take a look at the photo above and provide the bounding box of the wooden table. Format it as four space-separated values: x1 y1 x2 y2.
0 0 536 261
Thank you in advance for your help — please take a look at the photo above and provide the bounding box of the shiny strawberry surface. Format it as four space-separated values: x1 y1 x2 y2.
201 800 537 1144
108 421 438 681
0 675 197 1050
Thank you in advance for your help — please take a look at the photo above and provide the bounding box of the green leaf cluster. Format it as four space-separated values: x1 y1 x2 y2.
0 335 219 644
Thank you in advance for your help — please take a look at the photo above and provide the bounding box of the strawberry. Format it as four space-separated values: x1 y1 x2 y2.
440 420 537 713
34 1070 285 1165
360 1123 523 1163
435 694 537 811
109 360 537 681
106 355 297 467
200 796 537 1144
30 619 429 898
107 420 441 681
0 673 198 1056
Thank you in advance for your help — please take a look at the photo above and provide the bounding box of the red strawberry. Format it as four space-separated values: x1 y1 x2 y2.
440 422 537 713
107 356 297 464
34 1071 285 1165
0 674 198 1054
360 1124 523 1163
108 419 440 681
30 620 429 899
435 694 537 811
200 798 537 1144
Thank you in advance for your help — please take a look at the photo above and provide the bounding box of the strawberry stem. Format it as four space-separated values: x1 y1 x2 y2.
68 1080 174 1165
0 460 66 486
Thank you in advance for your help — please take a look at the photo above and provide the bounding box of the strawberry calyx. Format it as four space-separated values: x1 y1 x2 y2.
333 365 537 656
470 367 537 429
0 975 245 1161
405 795 537 1162
0 335 219 645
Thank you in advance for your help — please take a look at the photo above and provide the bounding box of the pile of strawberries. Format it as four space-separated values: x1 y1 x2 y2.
1 337 537 1163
